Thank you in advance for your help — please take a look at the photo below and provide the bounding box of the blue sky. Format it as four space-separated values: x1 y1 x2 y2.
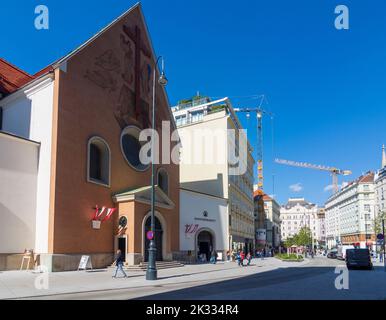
2 0 386 206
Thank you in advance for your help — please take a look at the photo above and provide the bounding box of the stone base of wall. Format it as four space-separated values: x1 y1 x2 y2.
38 253 114 272
173 250 228 264
126 253 142 265
0 254 34 271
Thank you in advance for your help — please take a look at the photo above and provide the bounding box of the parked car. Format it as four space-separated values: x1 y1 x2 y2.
327 250 338 259
346 249 373 270
337 245 355 260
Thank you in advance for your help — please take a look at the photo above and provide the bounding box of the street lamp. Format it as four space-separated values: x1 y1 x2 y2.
146 56 167 281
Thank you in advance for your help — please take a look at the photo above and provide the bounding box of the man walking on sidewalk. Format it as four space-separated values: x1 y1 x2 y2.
112 249 128 278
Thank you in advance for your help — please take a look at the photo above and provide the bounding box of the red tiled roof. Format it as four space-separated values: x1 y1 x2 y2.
253 190 263 198
0 58 35 95
358 172 374 183
253 191 273 201
34 65 54 78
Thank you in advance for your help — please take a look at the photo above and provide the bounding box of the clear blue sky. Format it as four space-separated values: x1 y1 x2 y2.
2 0 386 206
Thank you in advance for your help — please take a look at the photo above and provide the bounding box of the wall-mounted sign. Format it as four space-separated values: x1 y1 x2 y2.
256 229 266 243
146 230 154 240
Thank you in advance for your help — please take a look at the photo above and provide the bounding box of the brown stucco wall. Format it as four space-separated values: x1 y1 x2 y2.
49 6 179 256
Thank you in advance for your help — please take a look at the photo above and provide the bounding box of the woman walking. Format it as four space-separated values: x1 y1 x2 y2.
112 249 128 278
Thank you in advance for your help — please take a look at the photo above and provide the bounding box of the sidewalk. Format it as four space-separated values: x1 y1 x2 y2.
0 258 310 299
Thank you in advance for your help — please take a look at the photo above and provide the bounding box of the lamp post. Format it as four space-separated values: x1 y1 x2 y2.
146 56 167 281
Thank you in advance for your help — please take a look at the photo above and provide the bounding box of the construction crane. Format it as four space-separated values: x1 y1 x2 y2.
234 95 272 196
275 158 352 194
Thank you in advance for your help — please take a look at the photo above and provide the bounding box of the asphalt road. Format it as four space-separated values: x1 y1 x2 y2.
24 257 386 300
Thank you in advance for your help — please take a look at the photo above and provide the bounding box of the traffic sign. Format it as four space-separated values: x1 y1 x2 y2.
377 234 385 240
146 230 154 240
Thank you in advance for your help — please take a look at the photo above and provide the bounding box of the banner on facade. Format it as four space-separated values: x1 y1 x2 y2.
256 229 266 244
184 224 199 239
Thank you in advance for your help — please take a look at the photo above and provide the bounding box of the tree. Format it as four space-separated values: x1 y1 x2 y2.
294 227 312 247
374 210 386 236
285 237 295 248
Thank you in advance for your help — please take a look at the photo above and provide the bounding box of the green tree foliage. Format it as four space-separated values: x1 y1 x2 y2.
295 227 312 246
374 210 386 236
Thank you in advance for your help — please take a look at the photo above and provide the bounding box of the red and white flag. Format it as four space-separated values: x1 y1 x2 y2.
101 208 117 222
92 206 106 221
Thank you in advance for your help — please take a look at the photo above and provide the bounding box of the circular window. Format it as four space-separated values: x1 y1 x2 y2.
120 126 149 171
119 216 128 228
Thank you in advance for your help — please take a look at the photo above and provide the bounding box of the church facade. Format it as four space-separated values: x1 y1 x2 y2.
0 4 180 271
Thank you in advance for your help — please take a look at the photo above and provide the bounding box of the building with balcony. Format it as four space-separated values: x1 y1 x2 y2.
325 172 375 249
172 95 255 254
262 194 281 248
375 145 386 216
280 198 318 244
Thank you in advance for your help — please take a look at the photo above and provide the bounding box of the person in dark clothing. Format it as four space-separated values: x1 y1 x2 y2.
210 250 218 264
112 249 127 278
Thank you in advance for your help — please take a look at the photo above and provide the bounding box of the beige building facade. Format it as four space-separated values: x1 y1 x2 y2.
172 96 255 253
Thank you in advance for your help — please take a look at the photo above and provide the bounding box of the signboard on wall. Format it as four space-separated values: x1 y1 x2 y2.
256 229 266 244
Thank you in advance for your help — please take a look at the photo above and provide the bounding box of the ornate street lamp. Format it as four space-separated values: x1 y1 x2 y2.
146 56 167 281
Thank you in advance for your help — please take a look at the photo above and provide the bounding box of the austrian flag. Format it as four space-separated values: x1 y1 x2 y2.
92 205 117 222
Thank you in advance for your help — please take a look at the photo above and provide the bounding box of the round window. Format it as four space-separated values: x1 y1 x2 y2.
120 126 149 171
119 216 128 228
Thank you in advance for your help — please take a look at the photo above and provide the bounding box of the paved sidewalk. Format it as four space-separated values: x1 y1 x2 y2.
0 258 310 299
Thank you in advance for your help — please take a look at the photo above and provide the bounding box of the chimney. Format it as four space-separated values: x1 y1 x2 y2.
382 144 386 168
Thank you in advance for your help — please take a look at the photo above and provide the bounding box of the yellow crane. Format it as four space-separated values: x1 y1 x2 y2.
234 95 272 195
275 158 352 194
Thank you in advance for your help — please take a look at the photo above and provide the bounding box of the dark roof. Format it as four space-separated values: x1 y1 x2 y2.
0 58 35 96
282 198 316 210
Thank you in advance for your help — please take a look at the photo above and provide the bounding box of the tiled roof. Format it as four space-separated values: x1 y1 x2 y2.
358 172 374 183
262 194 273 201
0 58 34 96
253 190 264 198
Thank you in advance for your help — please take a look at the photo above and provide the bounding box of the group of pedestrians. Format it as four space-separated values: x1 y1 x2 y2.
235 251 252 267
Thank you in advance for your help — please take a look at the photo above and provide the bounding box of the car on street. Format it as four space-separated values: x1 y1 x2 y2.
346 249 373 270
327 250 338 259
337 245 355 260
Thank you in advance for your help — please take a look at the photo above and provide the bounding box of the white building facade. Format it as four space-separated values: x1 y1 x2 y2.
172 96 255 254
280 198 318 245
316 208 326 247
0 75 54 258
178 188 228 262
263 195 281 248
375 145 386 216
325 172 375 249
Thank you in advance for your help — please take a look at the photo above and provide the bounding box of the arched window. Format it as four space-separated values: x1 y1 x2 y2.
157 168 168 195
87 136 110 186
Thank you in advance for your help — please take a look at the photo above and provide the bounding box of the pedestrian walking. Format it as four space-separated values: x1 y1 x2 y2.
246 252 252 266
210 250 218 264
380 251 384 263
236 251 242 267
240 251 245 266
112 249 127 278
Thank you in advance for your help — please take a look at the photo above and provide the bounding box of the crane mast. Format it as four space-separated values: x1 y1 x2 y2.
233 96 272 195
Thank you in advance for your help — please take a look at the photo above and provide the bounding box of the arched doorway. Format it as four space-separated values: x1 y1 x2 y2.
144 216 163 262
197 230 213 262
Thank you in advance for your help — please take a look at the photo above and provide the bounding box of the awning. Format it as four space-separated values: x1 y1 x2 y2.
112 185 175 209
